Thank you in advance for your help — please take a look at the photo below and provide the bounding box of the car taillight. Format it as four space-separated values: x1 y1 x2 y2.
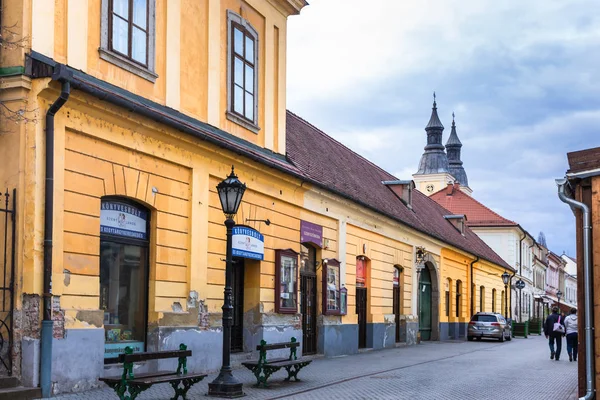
469 321 476 325
491 322 500 326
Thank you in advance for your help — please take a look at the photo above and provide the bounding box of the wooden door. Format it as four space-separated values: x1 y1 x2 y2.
393 284 401 342
231 258 244 353
357 287 367 348
419 267 432 341
300 274 317 354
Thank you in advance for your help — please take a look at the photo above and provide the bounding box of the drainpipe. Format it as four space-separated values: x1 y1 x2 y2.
470 257 479 316
557 178 595 400
40 65 72 398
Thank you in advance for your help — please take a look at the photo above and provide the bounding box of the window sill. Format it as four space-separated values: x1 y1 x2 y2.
99 48 158 83
226 111 260 134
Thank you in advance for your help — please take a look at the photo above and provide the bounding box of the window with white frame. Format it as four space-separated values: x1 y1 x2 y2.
100 0 157 82
226 11 259 132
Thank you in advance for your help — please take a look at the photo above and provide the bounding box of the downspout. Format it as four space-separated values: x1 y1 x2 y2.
470 257 479 316
41 65 72 398
557 178 595 400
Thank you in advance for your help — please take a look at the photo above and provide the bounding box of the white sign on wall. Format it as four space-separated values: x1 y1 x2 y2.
100 201 148 240
232 226 264 260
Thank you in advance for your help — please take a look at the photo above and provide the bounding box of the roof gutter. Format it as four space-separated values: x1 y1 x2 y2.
556 178 594 400
27 53 509 273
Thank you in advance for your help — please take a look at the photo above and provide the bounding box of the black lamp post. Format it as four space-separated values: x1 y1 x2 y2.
415 246 426 340
208 166 246 398
557 290 563 312
501 271 510 318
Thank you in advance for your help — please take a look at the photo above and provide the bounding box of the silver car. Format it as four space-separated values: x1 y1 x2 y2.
467 312 512 342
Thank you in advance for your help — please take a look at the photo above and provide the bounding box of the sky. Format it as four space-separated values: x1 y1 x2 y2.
286 0 600 258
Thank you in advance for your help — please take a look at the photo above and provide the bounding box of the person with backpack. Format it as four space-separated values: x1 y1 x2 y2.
564 308 578 362
544 306 566 361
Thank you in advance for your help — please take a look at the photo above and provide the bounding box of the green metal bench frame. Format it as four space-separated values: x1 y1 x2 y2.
100 343 205 400
242 337 312 387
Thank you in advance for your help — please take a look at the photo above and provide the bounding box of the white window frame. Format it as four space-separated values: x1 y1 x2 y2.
99 0 158 82
226 10 260 133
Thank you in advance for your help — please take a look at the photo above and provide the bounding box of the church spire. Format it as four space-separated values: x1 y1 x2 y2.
446 112 469 187
415 93 449 175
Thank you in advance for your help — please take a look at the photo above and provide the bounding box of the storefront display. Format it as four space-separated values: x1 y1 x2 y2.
322 259 346 315
275 249 298 313
100 199 149 360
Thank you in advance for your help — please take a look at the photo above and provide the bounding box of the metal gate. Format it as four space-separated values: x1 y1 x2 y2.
356 288 367 348
231 258 244 353
0 189 16 375
300 274 317 355
393 285 400 343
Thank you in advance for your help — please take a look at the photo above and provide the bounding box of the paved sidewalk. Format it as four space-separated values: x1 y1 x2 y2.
43 335 577 399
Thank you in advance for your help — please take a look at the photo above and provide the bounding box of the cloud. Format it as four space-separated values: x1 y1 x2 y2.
287 0 600 255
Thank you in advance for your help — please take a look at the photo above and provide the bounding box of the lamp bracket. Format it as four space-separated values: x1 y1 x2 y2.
246 218 271 226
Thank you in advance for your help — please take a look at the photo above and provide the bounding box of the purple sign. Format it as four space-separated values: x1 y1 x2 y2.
300 220 323 248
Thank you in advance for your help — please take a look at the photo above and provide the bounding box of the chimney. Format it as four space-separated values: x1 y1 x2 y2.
382 180 415 209
446 182 454 195
444 214 467 235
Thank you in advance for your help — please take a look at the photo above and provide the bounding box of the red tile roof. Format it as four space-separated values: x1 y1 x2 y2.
286 111 512 270
430 183 518 227
567 147 600 174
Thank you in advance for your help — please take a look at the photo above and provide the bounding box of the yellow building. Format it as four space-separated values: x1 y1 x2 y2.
0 0 512 395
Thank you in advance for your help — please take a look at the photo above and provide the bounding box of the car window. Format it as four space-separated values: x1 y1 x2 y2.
471 315 497 323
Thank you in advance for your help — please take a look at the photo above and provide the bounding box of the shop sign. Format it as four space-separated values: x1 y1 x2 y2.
300 220 323 248
104 341 144 359
356 257 366 287
100 201 148 240
232 226 264 260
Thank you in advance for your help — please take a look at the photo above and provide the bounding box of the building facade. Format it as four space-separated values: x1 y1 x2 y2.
0 0 512 395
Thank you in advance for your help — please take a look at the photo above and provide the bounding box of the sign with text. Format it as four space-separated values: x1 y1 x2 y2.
100 201 148 240
300 220 323 248
104 341 144 359
232 226 264 260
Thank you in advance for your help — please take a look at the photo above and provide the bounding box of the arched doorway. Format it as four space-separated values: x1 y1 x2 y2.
418 260 440 341
393 267 403 343
356 256 368 348
419 267 432 340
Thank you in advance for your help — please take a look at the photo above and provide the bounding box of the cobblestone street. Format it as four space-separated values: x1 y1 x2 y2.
44 335 578 400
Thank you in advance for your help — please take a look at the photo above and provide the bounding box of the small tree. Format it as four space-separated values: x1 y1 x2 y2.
537 231 547 248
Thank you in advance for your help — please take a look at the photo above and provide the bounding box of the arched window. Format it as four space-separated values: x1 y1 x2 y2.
446 278 452 317
456 280 462 317
501 290 505 316
99 198 150 359
492 289 496 312
480 286 485 312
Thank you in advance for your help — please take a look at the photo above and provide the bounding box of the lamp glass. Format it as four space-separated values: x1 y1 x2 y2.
216 166 246 217
501 272 510 285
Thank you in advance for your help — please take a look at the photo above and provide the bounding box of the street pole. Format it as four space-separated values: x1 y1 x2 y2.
519 288 522 323
504 284 508 318
208 218 243 397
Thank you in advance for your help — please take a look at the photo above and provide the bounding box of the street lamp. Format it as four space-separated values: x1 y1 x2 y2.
415 247 427 342
557 290 563 312
501 271 510 318
515 279 526 322
208 166 246 398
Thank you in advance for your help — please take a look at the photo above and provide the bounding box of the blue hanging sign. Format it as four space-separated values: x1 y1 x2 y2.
100 201 148 240
232 226 264 260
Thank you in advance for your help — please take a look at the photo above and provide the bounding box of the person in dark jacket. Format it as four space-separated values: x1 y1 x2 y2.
544 306 566 361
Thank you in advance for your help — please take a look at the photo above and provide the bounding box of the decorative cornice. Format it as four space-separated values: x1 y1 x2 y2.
267 0 308 16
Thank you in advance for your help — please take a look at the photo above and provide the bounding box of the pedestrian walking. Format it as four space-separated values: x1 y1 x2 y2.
544 306 566 361
564 308 578 362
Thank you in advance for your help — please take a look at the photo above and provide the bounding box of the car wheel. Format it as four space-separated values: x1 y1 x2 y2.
467 336 474 342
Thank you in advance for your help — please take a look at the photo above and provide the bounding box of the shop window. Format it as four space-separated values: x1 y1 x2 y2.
227 11 259 132
300 244 317 275
323 258 347 315
99 198 150 361
100 0 157 82
275 249 298 313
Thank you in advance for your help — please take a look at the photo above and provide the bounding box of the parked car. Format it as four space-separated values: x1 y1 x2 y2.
467 312 512 342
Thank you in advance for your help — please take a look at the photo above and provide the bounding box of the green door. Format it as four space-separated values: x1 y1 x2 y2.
419 267 432 341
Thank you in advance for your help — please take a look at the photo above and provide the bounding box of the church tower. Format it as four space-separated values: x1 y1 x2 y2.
413 94 456 196
446 113 473 195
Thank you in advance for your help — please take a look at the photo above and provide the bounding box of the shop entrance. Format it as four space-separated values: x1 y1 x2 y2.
393 267 402 343
356 287 367 348
300 244 317 354
231 257 245 353
99 198 149 361
419 266 432 341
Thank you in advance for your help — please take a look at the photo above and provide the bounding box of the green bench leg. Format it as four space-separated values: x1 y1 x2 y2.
284 361 311 382
169 377 205 400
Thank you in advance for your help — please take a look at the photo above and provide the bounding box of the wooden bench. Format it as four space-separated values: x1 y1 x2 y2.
242 337 312 387
99 343 206 400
